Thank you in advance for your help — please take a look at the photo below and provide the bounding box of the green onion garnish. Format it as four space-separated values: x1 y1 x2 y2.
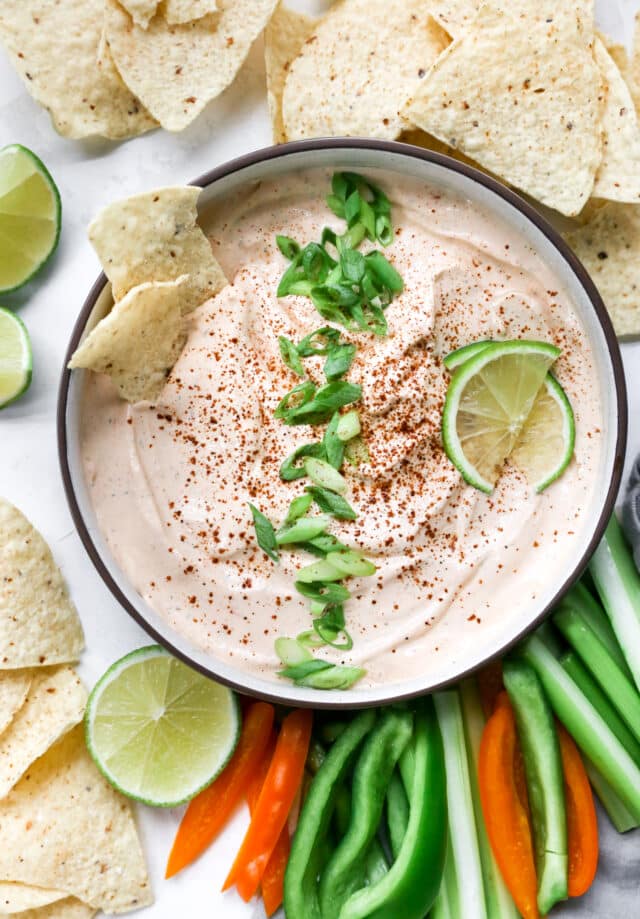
280 443 326 481
248 504 279 563
296 559 344 584
336 410 361 442
323 412 345 469
278 336 305 377
274 636 312 666
305 486 357 520
326 550 376 578
304 458 348 495
276 515 330 545
284 492 314 524
323 342 356 381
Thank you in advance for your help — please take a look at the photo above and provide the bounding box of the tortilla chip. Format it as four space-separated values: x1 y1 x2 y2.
265 5 316 144
0 0 156 140
104 0 279 131
282 0 450 141
0 884 66 914
426 0 479 36
88 186 227 312
633 14 640 113
592 39 640 203
0 672 32 737
69 278 188 403
1 898 94 919
0 727 151 913
163 0 218 25
0 667 86 799
0 501 84 670
598 31 630 76
403 2 602 216
118 0 159 29
565 202 640 338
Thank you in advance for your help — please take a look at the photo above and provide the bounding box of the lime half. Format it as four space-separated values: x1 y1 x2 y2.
511 373 575 493
0 307 32 408
0 144 61 293
85 646 241 807
442 340 560 493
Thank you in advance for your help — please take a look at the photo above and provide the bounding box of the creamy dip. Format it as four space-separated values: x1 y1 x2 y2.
80 168 603 689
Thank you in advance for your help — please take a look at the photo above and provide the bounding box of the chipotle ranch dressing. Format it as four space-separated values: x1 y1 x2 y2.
80 169 603 688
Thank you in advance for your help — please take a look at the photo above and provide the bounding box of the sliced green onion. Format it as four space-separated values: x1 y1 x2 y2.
285 492 314 525
306 533 350 556
275 636 312 666
276 515 330 545
313 619 354 650
297 326 341 357
276 235 301 261
323 412 346 469
336 410 361 442
283 381 362 426
306 485 357 520
340 248 366 284
365 251 404 293
278 336 305 377
375 214 393 246
323 343 357 381
297 629 327 649
296 559 344 583
279 659 333 681
248 503 279 563
274 380 316 421
345 436 370 466
326 550 376 577
296 580 351 604
305 457 348 494
298 664 365 690
280 442 326 481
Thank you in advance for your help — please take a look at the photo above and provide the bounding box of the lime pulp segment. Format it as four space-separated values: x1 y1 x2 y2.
0 144 61 293
0 307 32 408
85 646 241 807
511 373 576 493
442 340 561 493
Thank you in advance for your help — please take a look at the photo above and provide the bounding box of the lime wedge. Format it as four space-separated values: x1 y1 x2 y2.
85 646 241 807
0 307 32 408
0 144 61 293
511 373 575 493
442 340 560 493
443 339 493 371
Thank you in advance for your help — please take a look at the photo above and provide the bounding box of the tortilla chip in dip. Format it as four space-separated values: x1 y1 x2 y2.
404 2 602 216
265 5 317 144
3 900 96 919
282 0 449 141
69 277 188 404
0 673 32 737
104 0 279 131
592 39 640 203
88 186 226 312
0 883 68 914
0 500 84 670
164 0 219 25
0 727 151 913
0 667 86 799
0 0 155 140
565 202 640 338
118 0 159 29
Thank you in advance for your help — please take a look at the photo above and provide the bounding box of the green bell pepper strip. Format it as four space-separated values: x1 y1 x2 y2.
338 698 447 919
364 838 389 886
284 710 376 919
319 709 414 916
386 769 410 859
503 657 568 915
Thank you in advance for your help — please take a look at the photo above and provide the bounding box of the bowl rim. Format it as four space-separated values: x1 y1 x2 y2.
57 137 628 709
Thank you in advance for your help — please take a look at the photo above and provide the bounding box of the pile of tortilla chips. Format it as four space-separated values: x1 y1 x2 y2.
69 185 228 402
264 1 640 336
0 499 151 917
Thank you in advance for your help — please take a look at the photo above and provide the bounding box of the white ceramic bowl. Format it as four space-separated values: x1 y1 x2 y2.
58 139 627 708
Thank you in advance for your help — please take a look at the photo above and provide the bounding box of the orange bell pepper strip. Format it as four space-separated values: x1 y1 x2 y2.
557 724 598 898
165 701 275 878
223 708 313 902
244 733 290 917
479 691 540 919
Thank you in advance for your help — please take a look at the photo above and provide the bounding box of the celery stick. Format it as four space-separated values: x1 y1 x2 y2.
590 515 640 691
434 690 487 919
572 582 633 680
559 650 640 765
431 835 456 919
460 680 520 919
584 761 639 833
554 605 640 744
522 635 640 821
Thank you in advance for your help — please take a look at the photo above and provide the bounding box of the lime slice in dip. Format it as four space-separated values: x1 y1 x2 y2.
511 373 575 493
0 144 61 293
443 339 494 371
85 646 240 807
442 339 560 493
0 307 32 408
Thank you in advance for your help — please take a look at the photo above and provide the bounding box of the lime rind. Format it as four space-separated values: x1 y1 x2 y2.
0 144 61 294
85 645 241 807
512 373 576 493
443 339 494 370
0 307 32 408
442 340 561 493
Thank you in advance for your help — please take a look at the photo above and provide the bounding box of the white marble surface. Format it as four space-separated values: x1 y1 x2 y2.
0 1 639 916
